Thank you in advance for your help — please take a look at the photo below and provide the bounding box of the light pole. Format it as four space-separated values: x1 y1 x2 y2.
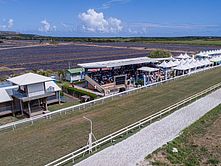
83 116 97 153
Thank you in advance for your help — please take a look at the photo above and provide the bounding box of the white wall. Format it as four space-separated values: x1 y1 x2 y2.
27 83 45 97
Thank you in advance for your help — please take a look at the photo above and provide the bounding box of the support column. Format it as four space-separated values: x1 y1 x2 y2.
45 98 48 111
28 101 31 117
58 91 61 105
11 101 15 117
19 100 24 115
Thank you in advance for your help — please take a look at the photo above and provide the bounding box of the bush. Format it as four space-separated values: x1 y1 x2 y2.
64 86 97 99
149 49 172 58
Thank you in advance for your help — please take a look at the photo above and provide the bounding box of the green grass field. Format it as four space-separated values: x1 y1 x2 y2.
1 67 221 166
146 104 221 166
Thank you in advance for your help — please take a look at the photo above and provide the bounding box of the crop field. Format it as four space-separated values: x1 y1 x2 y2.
1 66 221 166
0 41 221 77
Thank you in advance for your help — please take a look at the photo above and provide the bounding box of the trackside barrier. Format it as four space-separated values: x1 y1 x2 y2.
45 81 221 166
0 65 220 132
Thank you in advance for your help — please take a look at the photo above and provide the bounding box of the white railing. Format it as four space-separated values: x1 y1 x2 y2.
45 81 221 166
0 65 219 132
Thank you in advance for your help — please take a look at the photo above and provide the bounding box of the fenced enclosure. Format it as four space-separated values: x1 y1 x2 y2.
0 65 220 132
45 81 221 166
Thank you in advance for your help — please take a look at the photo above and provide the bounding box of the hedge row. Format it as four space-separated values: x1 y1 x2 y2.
63 85 97 99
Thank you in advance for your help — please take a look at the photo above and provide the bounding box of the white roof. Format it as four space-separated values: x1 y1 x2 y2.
173 59 180 65
176 53 191 59
137 67 159 72
158 61 170 68
167 60 177 67
174 63 189 70
0 89 12 103
195 60 204 67
78 57 172 69
210 56 221 62
45 81 61 92
183 53 191 59
7 73 53 86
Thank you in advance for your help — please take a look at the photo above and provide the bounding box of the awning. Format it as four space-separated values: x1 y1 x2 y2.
138 67 159 72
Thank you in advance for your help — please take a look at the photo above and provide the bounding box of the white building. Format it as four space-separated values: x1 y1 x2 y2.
0 73 61 117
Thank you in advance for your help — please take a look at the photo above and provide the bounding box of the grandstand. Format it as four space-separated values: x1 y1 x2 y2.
78 50 221 96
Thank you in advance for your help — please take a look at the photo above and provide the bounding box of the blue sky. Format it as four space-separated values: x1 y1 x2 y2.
0 0 221 37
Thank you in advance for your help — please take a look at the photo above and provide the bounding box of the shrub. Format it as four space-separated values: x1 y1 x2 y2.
149 49 172 58
64 86 97 99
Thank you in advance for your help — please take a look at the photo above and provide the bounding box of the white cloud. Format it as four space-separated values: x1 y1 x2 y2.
79 9 123 33
0 18 14 30
39 19 56 32
101 0 131 9
7 19 14 28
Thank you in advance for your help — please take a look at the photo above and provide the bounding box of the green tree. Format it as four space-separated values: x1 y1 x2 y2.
149 49 172 58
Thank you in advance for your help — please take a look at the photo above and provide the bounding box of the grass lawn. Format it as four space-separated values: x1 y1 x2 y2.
1 67 221 166
145 39 221 46
48 101 80 112
146 104 221 166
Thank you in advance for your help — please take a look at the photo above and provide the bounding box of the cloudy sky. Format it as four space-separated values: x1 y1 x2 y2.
0 0 221 37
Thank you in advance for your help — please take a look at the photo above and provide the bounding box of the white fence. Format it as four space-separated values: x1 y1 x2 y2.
0 65 220 132
45 81 221 166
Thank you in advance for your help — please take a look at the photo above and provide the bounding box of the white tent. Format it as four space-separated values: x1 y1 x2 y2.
174 63 190 71
173 59 180 65
179 59 186 65
210 56 221 62
183 53 191 59
176 53 186 59
196 52 209 58
167 60 177 67
158 61 170 68
195 60 204 67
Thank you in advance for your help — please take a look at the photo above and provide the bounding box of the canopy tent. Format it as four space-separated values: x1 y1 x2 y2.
194 60 204 68
196 49 221 58
179 59 186 65
183 53 191 59
173 59 180 65
205 58 213 65
176 53 191 59
158 61 171 68
174 64 190 71
167 60 177 67
210 56 221 62
196 52 209 58
176 53 186 59
137 67 159 72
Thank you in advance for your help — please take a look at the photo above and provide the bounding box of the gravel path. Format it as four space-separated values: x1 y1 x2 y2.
76 88 221 166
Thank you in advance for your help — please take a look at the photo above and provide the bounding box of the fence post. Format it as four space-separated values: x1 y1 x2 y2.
72 154 75 164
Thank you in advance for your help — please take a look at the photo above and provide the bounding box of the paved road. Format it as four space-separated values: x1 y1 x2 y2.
76 88 221 166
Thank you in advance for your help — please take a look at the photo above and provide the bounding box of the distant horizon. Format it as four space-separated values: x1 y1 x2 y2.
1 30 221 39
0 0 221 37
